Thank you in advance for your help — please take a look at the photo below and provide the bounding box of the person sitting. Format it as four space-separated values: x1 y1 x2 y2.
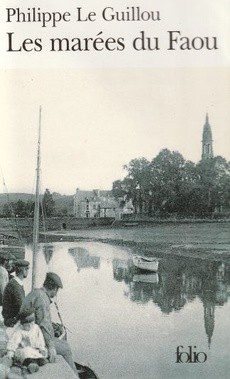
20 272 78 376
6 308 48 373
2 259 30 329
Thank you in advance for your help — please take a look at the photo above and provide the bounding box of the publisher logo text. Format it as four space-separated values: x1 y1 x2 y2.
176 345 207 363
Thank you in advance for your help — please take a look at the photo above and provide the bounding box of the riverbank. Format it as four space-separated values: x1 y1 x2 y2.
41 222 230 263
0 216 229 241
1 218 230 263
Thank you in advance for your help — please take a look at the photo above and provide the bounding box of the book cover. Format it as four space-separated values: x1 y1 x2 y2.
0 1 229 378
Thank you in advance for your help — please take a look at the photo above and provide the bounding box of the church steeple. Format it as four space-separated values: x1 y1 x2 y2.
202 113 213 159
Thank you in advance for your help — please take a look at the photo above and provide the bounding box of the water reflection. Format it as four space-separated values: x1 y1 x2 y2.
133 273 159 284
26 242 230 378
68 247 100 271
63 245 230 349
42 244 54 264
111 256 230 347
112 258 133 283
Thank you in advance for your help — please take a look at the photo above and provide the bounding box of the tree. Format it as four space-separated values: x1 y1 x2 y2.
113 149 230 217
196 156 230 213
2 203 14 218
123 157 151 214
14 200 27 217
26 200 35 218
112 180 126 200
42 189 55 217
174 160 199 215
149 149 186 214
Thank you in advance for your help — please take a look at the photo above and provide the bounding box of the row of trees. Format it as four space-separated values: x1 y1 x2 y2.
2 189 56 218
2 149 230 219
112 149 230 217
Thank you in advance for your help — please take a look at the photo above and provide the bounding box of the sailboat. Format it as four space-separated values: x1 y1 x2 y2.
32 107 99 379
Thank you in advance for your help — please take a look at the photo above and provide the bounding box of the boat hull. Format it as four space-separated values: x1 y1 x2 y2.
75 362 99 379
133 256 159 272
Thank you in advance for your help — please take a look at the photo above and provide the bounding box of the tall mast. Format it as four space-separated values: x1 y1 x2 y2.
32 106 42 289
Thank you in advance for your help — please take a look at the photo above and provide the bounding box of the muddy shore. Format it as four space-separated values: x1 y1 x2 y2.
1 218 229 262
40 221 230 263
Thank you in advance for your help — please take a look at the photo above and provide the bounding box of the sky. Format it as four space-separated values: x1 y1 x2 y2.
0 1 229 195
0 67 229 195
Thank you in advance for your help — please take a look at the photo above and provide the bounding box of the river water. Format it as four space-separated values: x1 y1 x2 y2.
24 240 230 379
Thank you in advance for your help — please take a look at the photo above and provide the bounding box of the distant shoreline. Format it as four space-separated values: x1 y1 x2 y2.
40 221 230 263
1 218 230 263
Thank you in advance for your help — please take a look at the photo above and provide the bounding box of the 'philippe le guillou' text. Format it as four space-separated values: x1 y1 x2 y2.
5 7 218 52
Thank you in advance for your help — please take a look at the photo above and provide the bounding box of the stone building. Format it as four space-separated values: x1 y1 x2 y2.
202 113 214 159
73 188 133 219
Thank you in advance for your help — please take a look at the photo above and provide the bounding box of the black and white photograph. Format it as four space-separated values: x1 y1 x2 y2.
0 1 229 379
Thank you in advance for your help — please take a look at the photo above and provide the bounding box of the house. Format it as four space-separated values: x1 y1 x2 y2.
73 188 134 219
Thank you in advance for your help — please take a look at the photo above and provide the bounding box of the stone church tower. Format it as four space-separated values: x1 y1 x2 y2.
202 113 214 159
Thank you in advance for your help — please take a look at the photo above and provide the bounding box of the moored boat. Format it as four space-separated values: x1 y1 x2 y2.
75 362 99 379
133 255 159 272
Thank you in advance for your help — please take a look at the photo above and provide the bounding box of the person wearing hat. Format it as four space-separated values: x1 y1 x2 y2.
2 259 30 329
20 272 78 375
6 253 16 280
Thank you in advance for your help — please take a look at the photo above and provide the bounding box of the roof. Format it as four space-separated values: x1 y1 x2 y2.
75 189 112 202
100 200 119 209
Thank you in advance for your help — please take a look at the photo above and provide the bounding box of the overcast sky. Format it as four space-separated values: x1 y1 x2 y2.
0 67 229 195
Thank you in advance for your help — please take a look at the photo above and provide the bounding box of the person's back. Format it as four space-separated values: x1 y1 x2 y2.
2 277 25 327
0 253 9 306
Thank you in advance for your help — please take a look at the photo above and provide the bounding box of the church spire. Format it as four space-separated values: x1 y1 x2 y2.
202 113 213 159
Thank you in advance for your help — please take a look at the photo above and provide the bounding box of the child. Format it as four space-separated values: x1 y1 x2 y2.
6 308 48 373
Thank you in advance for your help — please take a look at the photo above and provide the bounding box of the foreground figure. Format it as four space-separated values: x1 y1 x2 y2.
2 260 30 329
20 272 78 375
7 308 47 373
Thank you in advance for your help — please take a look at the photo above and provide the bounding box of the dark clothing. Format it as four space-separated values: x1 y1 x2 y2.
2 278 25 327
0 266 9 306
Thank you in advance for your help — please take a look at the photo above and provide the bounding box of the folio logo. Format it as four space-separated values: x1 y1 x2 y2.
176 345 207 363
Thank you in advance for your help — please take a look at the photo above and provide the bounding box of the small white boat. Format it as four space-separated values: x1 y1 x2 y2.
133 255 159 272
